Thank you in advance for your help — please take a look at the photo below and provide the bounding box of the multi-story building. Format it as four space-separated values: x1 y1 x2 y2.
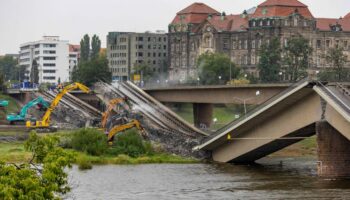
69 44 80 81
168 0 350 81
107 31 168 81
19 36 72 84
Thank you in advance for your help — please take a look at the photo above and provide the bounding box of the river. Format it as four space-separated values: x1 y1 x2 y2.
65 157 350 199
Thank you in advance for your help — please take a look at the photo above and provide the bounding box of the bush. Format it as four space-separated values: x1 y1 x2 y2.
70 128 108 156
107 129 153 158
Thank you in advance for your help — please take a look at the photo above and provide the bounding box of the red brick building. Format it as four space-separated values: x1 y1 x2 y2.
168 0 350 81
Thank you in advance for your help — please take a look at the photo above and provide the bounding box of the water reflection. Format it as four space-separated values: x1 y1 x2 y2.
66 157 350 200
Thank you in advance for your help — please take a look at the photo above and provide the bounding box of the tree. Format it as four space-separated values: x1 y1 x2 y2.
80 34 90 62
283 36 313 81
132 63 155 82
73 54 111 86
258 37 282 82
197 53 239 85
91 35 101 60
31 60 39 84
0 132 75 199
321 47 349 81
0 55 17 81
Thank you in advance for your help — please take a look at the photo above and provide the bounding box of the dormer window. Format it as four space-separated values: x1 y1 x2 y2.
260 21 263 26
294 18 298 26
252 21 256 27
303 21 308 27
267 20 270 26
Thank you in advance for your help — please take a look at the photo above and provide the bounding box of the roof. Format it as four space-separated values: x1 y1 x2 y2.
206 15 249 32
252 0 313 19
177 2 219 15
171 3 220 25
259 0 307 7
345 12 350 19
316 18 350 32
69 44 80 52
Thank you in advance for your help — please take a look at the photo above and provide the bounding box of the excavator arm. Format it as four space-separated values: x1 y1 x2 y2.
26 82 90 128
107 119 143 142
101 98 126 129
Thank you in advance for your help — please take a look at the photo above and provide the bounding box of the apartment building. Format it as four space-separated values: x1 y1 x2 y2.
107 31 168 81
19 36 72 84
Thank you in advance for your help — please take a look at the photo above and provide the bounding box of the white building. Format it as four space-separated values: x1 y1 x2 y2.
19 36 72 84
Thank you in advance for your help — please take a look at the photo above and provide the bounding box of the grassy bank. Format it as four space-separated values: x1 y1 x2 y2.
269 136 317 157
0 142 197 165
0 93 21 121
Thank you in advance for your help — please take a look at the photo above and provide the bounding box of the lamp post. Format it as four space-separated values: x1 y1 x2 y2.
279 71 283 82
197 77 200 86
218 76 222 85
233 90 261 115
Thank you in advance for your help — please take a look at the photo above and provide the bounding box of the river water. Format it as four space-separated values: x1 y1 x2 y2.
66 157 350 200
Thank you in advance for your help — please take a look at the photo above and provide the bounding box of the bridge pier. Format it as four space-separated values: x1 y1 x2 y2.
193 103 213 129
317 121 350 179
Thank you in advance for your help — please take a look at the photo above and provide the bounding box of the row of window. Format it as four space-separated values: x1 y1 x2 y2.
136 60 164 65
250 18 309 28
111 67 127 73
135 44 167 50
110 45 127 50
43 57 56 60
110 53 127 58
316 39 348 49
43 76 55 80
110 60 127 65
135 37 167 43
43 70 56 73
136 52 167 57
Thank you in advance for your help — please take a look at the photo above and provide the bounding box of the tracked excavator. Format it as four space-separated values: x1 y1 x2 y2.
7 96 49 125
26 82 90 131
101 97 144 144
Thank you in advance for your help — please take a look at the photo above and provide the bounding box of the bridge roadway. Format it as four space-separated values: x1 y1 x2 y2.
194 80 350 178
143 84 290 104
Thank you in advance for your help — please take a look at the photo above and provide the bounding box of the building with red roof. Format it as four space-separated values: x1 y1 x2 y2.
168 0 350 81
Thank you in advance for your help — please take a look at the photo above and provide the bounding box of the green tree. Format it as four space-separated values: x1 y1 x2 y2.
73 54 111 86
91 35 101 60
80 34 90 62
132 63 155 82
258 37 282 82
0 132 75 199
31 60 39 84
0 55 17 81
283 36 313 81
321 47 349 81
197 53 239 85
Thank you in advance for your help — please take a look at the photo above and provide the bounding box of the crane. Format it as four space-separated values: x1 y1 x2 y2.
26 82 90 130
7 96 49 124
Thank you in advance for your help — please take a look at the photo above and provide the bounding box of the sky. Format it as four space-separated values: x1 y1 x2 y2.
0 0 349 54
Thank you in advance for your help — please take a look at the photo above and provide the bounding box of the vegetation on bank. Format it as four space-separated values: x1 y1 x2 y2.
0 93 20 119
0 128 198 168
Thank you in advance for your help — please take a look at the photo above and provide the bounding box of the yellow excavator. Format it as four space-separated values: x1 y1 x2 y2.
101 97 128 130
107 119 144 144
101 98 144 144
26 82 90 131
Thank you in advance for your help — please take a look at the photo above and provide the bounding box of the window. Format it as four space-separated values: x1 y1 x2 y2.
284 39 288 47
316 40 321 49
163 45 167 50
43 76 55 80
303 21 308 27
284 20 289 26
238 40 242 49
293 18 298 26
335 40 339 48
43 63 56 67
244 40 248 49
43 70 56 73
232 41 236 49
326 40 331 48
43 44 56 48
252 21 256 27
43 57 56 60
267 20 270 26
43 50 56 54
344 41 348 49
223 39 229 50
252 40 256 49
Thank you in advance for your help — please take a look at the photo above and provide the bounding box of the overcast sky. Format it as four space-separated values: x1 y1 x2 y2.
0 0 349 54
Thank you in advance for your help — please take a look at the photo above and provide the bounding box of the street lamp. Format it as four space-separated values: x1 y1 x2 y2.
197 77 200 86
218 76 222 85
233 90 261 115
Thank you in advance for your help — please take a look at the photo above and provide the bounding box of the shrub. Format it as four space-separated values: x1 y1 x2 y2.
108 129 153 158
70 128 108 156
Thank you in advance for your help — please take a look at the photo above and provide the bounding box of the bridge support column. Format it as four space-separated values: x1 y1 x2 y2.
193 103 213 129
317 121 350 179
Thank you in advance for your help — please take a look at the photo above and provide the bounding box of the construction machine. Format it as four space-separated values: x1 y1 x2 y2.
101 97 129 130
107 119 144 144
26 82 90 131
7 96 49 125
0 100 9 107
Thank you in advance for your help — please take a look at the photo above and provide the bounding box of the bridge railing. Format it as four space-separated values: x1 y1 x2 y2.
204 77 311 141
